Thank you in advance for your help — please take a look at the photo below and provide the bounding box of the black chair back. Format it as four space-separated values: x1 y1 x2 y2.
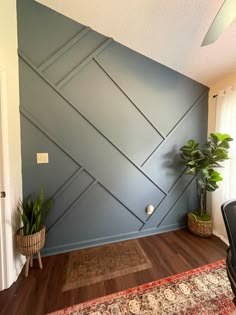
221 200 236 267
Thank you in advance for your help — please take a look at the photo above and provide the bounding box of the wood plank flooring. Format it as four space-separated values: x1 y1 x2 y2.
0 229 228 315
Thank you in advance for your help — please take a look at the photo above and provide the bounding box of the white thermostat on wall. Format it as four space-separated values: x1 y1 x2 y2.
37 153 49 164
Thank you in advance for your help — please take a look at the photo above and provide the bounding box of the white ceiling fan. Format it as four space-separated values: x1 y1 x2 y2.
201 0 236 46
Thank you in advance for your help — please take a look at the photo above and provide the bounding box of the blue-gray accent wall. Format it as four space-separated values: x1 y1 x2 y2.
17 0 209 256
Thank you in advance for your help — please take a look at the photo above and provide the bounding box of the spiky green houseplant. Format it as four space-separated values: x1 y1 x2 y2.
180 133 233 220
17 188 53 235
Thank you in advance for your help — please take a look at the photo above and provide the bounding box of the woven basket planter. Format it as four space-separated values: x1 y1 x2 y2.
188 213 213 237
16 226 45 256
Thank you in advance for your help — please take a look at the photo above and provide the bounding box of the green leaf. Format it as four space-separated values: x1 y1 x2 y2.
187 161 196 166
209 133 218 144
213 133 233 142
187 139 199 148
206 182 219 191
209 170 223 182
220 140 230 149
200 168 209 178
31 223 36 234
27 197 32 209
186 166 196 174
25 222 30 236
35 214 41 232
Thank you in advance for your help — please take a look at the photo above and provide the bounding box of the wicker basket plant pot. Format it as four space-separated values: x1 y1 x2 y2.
16 226 45 277
16 188 54 277
180 133 233 238
188 213 213 237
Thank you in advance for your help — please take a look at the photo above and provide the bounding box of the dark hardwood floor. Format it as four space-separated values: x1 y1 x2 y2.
0 229 228 315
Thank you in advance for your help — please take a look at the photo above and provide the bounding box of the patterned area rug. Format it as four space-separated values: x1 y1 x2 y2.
50 260 236 315
62 240 152 291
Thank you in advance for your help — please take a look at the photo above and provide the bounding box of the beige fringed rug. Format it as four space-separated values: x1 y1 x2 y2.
62 240 152 291
50 260 235 315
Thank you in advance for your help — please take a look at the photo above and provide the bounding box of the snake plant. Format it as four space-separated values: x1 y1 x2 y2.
17 188 54 235
180 132 233 219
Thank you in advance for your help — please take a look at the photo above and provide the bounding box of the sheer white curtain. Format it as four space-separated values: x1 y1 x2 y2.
212 86 236 241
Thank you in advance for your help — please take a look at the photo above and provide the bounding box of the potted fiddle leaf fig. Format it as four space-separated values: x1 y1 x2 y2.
180 132 233 237
16 188 54 277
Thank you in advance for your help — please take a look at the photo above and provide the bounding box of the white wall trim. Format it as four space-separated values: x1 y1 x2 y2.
0 70 14 290
0 0 25 289
0 69 25 291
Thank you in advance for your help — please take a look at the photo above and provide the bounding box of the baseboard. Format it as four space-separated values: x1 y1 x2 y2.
213 230 229 246
41 223 186 257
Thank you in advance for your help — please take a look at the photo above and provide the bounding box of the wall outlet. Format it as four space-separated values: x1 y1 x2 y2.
37 153 49 164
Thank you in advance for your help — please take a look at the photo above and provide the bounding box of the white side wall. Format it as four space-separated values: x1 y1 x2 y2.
208 72 236 243
0 0 24 288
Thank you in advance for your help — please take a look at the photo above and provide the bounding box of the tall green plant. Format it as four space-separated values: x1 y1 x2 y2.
180 132 233 218
17 188 54 235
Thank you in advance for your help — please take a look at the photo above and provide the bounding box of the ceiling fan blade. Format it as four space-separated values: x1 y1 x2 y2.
201 0 236 46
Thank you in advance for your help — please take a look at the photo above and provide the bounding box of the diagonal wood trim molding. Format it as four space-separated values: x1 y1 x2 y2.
141 89 209 168
38 27 91 71
19 52 166 194
56 38 113 88
93 58 166 142
46 179 98 233
20 107 149 225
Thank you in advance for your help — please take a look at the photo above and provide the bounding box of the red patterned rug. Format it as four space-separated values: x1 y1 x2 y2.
48 260 236 315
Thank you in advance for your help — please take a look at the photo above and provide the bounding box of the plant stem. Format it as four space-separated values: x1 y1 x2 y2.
200 192 204 217
196 177 205 217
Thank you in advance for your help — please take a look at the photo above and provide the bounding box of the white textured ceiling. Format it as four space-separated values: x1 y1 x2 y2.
36 0 236 86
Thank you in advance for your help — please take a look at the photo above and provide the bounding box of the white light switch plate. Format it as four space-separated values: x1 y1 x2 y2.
37 153 49 164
